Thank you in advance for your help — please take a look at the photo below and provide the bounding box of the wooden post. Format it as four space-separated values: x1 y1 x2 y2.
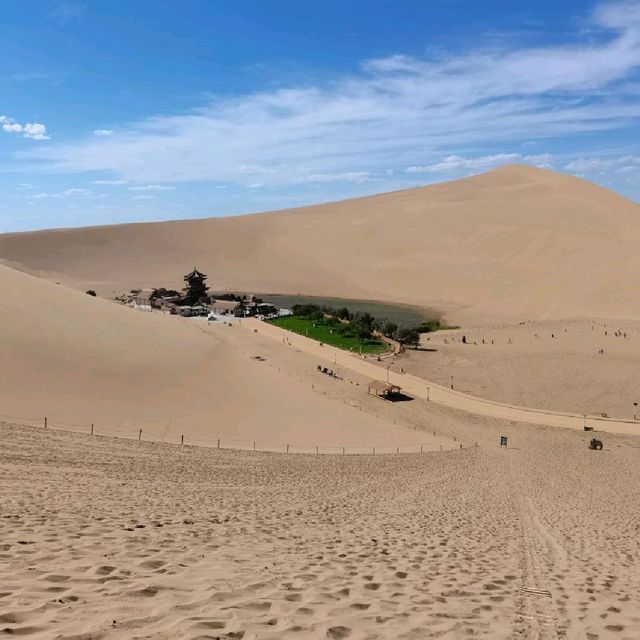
440 444 443 451
91 423 94 437
460 443 463 450
286 444 289 453
342 446 345 455
44 416 47 428
316 445 319 455
396 446 399 454
253 441 256 451
138 428 142 441
181 434 184 446
420 445 423 453
427 386 430 402
217 438 220 449
373 447 375 455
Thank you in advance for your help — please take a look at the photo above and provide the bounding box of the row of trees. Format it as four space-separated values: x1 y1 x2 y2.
291 303 423 348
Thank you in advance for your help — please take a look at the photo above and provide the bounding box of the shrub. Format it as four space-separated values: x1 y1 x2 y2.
395 327 420 348
86 290 97 297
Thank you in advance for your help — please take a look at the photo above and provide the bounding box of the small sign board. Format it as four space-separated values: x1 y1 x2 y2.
500 436 508 447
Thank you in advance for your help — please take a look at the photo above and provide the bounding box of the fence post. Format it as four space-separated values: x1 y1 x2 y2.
440 444 443 452
44 416 47 429
420 445 423 453
217 438 220 449
253 441 256 451
181 434 184 446
287 444 289 453
460 443 463 450
316 445 319 455
138 428 142 441
342 446 345 455
396 446 399 454
91 423 94 437
373 447 375 455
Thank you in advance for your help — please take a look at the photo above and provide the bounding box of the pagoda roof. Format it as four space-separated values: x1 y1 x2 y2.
184 267 207 280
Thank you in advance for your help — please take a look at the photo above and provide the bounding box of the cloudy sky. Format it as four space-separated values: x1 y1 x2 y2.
1 0 639 231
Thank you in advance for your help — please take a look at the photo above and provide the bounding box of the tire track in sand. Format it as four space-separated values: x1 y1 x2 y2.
506 450 568 640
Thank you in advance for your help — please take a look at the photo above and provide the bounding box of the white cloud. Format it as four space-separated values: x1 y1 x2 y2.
27 187 93 199
127 184 175 191
1 115 50 140
93 179 128 185
62 188 92 196
306 171 372 183
407 153 554 174
94 129 113 136
563 155 640 188
20 2 640 185
564 155 640 173
22 123 49 140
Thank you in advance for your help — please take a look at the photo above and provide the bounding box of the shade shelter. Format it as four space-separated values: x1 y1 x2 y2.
368 380 401 399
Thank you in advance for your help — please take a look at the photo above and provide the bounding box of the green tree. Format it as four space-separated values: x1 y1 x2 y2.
395 327 420 348
382 320 398 338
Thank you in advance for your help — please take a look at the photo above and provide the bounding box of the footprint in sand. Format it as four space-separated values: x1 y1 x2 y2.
130 585 159 597
140 559 166 570
95 565 116 575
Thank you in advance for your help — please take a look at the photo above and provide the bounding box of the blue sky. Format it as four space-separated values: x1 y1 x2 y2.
1 0 639 231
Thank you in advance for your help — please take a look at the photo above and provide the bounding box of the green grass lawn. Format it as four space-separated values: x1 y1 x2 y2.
268 315 388 354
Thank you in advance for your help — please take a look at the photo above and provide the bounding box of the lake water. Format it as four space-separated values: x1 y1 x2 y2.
258 294 436 328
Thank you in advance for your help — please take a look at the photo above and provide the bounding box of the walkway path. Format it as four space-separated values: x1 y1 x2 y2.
244 318 640 436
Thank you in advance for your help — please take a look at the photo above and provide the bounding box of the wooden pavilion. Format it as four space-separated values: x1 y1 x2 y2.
183 267 209 305
367 380 402 399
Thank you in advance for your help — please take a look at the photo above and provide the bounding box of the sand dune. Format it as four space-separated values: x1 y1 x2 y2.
396 318 640 420
2 165 639 321
0 264 432 450
2 417 639 639
3 164 640 639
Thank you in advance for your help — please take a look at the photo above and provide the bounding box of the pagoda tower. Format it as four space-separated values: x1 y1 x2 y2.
183 267 209 305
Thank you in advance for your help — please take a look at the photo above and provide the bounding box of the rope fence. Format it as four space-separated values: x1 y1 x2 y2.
0 412 473 456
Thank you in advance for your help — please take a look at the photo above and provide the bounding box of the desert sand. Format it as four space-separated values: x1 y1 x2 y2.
245 317 640 436
2 414 639 639
391 319 640 421
3 166 640 638
1 165 640 321
0 264 435 452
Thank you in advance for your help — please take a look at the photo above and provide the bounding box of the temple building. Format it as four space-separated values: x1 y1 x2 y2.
183 267 209 305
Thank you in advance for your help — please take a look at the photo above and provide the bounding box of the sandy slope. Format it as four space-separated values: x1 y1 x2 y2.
245 318 640 436
2 165 639 321
0 264 432 450
2 418 639 639
394 318 640 420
